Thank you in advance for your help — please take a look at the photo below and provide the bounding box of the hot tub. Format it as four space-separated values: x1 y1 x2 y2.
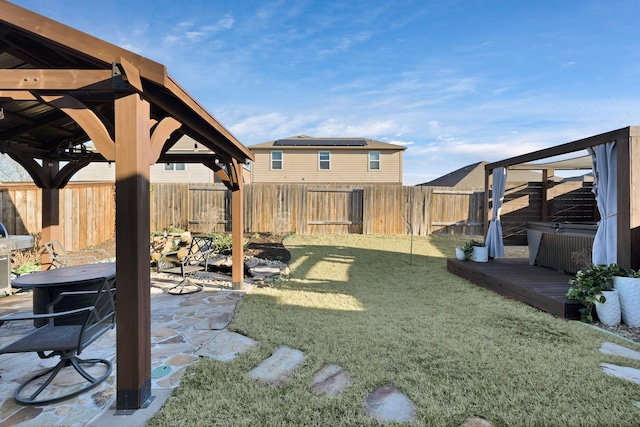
526 222 597 274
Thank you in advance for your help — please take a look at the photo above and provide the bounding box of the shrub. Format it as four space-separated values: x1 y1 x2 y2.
208 233 249 254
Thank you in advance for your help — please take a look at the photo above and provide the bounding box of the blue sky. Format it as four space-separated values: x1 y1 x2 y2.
12 0 640 184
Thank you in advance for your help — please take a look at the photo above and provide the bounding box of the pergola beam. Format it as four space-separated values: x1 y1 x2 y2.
0 69 113 91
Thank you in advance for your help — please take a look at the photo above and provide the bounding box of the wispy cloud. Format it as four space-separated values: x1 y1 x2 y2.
320 31 372 55
162 15 235 45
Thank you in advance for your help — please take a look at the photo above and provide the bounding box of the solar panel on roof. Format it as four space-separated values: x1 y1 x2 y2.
273 139 368 147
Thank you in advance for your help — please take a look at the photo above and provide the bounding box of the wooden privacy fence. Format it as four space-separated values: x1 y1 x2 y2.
0 182 115 251
152 182 487 236
152 181 595 238
0 180 596 250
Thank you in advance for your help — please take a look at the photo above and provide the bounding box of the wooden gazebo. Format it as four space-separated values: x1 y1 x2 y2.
484 126 640 270
448 127 640 320
0 1 254 410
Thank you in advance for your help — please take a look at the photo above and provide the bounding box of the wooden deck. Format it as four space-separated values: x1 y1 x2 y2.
447 257 583 319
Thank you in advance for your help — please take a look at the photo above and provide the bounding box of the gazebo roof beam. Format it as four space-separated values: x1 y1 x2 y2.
486 126 640 171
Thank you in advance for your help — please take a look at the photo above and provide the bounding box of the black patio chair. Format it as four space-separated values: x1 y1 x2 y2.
0 276 116 405
156 236 215 294
43 239 113 268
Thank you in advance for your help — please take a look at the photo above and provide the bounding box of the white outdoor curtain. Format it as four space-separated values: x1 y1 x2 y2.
588 142 617 265
486 167 506 258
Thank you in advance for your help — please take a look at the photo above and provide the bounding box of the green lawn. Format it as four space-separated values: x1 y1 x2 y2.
148 234 640 427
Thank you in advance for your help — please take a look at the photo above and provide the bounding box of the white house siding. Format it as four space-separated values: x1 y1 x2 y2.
251 148 403 183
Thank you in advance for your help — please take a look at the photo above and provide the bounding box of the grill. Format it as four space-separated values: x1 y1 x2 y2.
0 222 35 294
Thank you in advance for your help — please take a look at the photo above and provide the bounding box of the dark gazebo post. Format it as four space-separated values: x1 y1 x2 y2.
114 92 152 409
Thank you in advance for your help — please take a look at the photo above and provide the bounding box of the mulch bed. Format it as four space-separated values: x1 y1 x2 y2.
593 322 640 344
244 233 291 263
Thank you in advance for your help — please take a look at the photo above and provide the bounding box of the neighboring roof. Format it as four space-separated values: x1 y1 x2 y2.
418 161 558 187
249 135 407 151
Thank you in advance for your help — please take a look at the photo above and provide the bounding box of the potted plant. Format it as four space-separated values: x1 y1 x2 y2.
470 240 488 262
613 267 640 327
456 240 483 261
566 263 622 325
456 240 476 261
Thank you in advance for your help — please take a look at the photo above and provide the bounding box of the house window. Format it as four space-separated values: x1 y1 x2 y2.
164 163 185 171
369 151 380 170
319 151 331 170
271 151 283 170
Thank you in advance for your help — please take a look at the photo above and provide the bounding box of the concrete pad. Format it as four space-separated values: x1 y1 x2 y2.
195 330 258 362
310 364 352 395
247 346 304 386
365 384 416 424
601 363 640 385
600 341 640 361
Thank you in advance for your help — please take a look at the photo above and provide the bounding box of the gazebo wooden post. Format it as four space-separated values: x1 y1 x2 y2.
40 161 60 269
114 92 152 410
541 169 550 222
630 134 640 270
231 160 244 290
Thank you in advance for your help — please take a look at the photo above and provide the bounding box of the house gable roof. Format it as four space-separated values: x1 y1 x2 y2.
418 161 554 188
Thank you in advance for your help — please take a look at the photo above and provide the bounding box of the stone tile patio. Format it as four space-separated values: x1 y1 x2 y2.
0 274 253 426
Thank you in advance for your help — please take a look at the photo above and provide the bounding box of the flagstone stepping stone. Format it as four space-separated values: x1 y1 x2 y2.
460 416 496 427
310 364 352 395
247 345 304 386
195 330 258 362
601 363 640 385
194 312 233 330
249 265 282 277
600 342 640 361
365 384 416 424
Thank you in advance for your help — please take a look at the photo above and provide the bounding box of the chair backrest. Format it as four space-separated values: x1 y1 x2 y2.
189 236 214 262
78 276 116 354
46 276 117 355
43 240 69 267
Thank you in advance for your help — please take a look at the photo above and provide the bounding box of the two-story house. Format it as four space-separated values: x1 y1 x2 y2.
249 135 406 183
